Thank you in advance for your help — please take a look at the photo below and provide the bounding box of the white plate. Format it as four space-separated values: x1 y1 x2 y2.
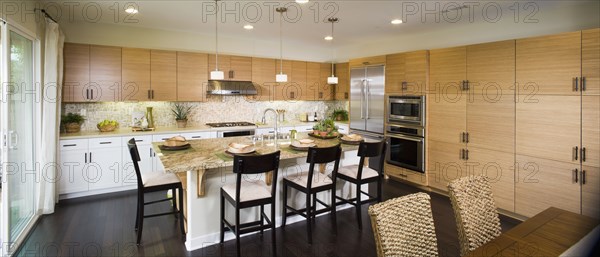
291 141 316 148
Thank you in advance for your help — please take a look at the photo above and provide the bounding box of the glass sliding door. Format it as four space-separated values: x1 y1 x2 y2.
1 24 38 254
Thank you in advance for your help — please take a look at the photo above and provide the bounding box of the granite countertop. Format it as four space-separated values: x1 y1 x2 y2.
255 120 349 128
61 125 227 139
153 133 359 173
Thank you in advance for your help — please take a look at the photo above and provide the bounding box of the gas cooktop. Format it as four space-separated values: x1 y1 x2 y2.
205 122 256 128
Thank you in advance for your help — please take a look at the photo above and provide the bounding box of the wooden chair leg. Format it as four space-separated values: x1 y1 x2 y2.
271 201 277 257
178 186 185 241
306 192 312 245
220 191 225 244
331 187 337 235
281 183 288 227
136 192 144 245
235 207 241 257
260 205 265 236
356 184 362 230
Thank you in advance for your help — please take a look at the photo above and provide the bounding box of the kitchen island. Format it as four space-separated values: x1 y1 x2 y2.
152 134 363 251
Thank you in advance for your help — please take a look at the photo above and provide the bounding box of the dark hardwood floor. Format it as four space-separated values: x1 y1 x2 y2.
17 179 521 257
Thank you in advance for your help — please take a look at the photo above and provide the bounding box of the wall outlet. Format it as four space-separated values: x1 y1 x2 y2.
80 108 86 116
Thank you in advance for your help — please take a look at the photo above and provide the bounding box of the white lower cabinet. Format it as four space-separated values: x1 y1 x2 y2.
121 135 154 186
59 138 122 194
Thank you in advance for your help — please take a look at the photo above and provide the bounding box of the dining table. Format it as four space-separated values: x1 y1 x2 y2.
466 207 599 256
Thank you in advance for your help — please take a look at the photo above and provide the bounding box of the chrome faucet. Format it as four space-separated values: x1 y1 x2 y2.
261 108 279 142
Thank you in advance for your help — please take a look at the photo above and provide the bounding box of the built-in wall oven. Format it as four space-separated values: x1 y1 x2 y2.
386 95 426 173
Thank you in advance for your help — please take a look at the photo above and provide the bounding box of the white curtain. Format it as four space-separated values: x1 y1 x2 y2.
39 20 64 214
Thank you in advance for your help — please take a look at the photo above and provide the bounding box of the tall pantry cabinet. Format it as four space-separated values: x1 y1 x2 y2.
515 29 600 218
427 42 516 212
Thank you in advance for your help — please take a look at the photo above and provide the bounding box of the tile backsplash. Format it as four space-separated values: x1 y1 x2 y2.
63 96 348 131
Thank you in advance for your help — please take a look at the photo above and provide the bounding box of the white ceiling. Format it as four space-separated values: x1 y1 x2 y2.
39 0 600 61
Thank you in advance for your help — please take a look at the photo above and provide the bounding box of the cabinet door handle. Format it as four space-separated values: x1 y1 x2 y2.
63 144 77 147
151 90 154 99
581 147 586 162
582 170 586 185
460 149 465 160
91 89 94 99
581 77 586 91
229 70 234 79
401 81 408 90
150 148 152 158
89 152 92 162
573 146 578 161
466 132 470 143
148 90 151 99
99 142 112 144
573 169 578 183
191 136 202 139
290 91 295 99
86 89 90 99
466 80 470 91
85 152 87 163
465 149 469 160
319 92 323 99
573 77 579 91
344 92 348 99
135 139 144 142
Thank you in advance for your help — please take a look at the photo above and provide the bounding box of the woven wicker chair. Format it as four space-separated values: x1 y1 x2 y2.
368 193 439 257
448 175 502 256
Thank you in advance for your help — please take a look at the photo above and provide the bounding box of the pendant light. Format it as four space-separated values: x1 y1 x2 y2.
327 17 339 85
210 0 224 80
276 7 288 83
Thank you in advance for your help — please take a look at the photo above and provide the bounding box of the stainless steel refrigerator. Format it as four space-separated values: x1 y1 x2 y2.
349 65 385 138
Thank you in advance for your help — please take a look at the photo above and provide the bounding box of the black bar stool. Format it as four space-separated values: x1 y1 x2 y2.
127 138 185 245
220 151 281 257
281 144 342 244
335 140 386 230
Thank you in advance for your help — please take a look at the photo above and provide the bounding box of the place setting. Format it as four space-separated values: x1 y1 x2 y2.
159 136 191 151
338 134 364 145
289 139 316 151
224 142 256 157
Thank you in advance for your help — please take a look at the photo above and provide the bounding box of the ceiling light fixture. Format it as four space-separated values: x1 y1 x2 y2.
125 7 138 14
276 7 288 83
243 24 254 30
324 36 333 41
327 17 339 85
295 0 310 4
211 0 224 80
391 19 403 25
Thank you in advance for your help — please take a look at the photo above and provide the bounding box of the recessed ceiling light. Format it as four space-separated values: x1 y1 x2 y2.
296 0 310 4
324 36 333 41
391 19 403 25
243 24 254 30
125 7 138 14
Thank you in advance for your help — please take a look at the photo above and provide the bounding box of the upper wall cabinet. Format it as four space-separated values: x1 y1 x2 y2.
582 28 600 95
121 48 150 101
208 54 252 81
150 50 177 101
177 52 208 102
386 50 428 95
248 57 276 101
334 62 349 100
349 55 386 68
63 43 90 102
90 45 121 102
516 31 581 95
63 44 121 102
319 62 334 100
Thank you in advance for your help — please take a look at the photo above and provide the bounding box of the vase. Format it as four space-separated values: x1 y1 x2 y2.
176 119 188 128
146 107 154 128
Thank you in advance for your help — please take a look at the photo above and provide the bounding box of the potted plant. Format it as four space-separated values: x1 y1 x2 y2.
61 113 85 133
172 103 193 128
330 108 348 121
312 118 338 138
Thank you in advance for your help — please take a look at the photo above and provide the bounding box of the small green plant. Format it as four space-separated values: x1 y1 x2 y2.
61 113 85 125
313 118 338 135
330 108 348 121
172 103 192 120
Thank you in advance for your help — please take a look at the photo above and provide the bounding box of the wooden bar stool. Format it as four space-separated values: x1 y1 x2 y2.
281 144 342 244
220 151 281 257
335 140 386 230
127 138 185 245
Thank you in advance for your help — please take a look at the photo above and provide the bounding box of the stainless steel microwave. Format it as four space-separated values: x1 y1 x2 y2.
387 95 425 126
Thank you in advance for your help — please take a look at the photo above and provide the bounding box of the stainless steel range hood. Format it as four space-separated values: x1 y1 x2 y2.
207 80 258 95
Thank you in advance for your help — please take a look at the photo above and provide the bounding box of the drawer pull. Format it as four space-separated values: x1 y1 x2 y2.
99 142 112 144
191 136 202 139
135 139 144 142
63 144 77 147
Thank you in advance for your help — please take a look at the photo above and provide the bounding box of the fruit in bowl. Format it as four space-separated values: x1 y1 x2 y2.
97 119 119 132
